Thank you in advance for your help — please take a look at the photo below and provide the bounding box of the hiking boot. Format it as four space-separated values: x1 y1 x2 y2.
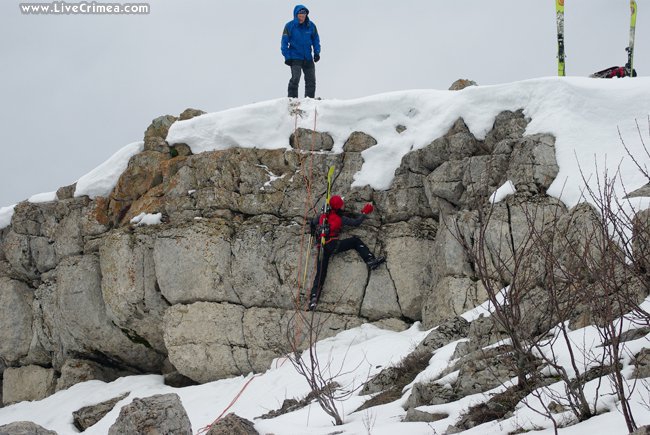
367 256 385 270
308 297 318 311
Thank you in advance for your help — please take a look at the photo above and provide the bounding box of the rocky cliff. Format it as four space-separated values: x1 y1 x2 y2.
0 99 568 404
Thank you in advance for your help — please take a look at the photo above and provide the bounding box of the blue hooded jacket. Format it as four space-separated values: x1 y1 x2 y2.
281 4 321 62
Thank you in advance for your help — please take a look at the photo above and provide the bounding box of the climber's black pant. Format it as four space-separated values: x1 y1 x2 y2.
288 60 316 98
310 236 374 302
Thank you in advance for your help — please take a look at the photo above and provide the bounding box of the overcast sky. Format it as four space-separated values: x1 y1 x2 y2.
0 0 647 207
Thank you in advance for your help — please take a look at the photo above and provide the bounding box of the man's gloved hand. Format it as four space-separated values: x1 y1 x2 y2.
284 59 292 66
314 54 320 63
361 203 374 214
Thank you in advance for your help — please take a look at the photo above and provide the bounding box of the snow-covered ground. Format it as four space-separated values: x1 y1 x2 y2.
2 77 650 229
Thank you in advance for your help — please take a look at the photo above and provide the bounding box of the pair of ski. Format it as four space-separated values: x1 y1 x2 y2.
556 0 637 78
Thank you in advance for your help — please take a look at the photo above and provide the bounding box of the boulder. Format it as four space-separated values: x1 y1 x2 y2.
73 393 129 431
343 131 377 153
2 365 56 405
0 422 57 435
206 413 258 435
108 393 192 435
289 128 334 151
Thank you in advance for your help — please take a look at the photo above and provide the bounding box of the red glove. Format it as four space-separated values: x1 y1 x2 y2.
361 203 374 214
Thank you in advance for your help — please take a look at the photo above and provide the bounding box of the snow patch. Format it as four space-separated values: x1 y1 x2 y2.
490 180 516 203
0 205 16 230
130 212 162 226
74 141 144 199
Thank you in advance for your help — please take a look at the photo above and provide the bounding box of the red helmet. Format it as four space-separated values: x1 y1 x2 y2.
329 195 344 210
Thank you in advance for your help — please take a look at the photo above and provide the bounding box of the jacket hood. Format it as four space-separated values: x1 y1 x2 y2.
293 4 309 19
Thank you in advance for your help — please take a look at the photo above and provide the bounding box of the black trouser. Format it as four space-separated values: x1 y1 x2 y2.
310 236 375 302
288 60 316 98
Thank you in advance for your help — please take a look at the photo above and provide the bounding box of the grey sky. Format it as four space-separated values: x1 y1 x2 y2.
0 0 646 207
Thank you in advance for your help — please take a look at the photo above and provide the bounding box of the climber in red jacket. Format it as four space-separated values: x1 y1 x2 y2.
308 195 385 310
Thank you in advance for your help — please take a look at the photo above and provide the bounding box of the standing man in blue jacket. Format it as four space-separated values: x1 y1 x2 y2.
281 5 321 98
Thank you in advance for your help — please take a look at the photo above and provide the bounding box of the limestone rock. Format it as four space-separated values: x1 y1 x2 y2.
178 108 206 121
289 128 334 151
108 393 192 435
385 235 436 320
164 302 363 383
163 371 197 388
506 133 558 194
403 408 448 423
143 115 177 152
374 187 434 223
56 359 134 392
343 131 377 152
153 222 239 305
484 110 528 151
633 348 650 379
422 277 486 329
0 421 57 435
42 255 163 373
467 315 509 352
2 365 56 405
406 382 458 408
0 278 33 365
398 118 480 177
206 413 258 435
100 230 169 353
633 208 650 275
3 230 39 280
431 211 475 283
56 183 76 200
454 347 518 396
163 302 249 383
414 316 470 355
72 393 129 431
449 79 477 91
315 250 368 315
361 265 401 320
